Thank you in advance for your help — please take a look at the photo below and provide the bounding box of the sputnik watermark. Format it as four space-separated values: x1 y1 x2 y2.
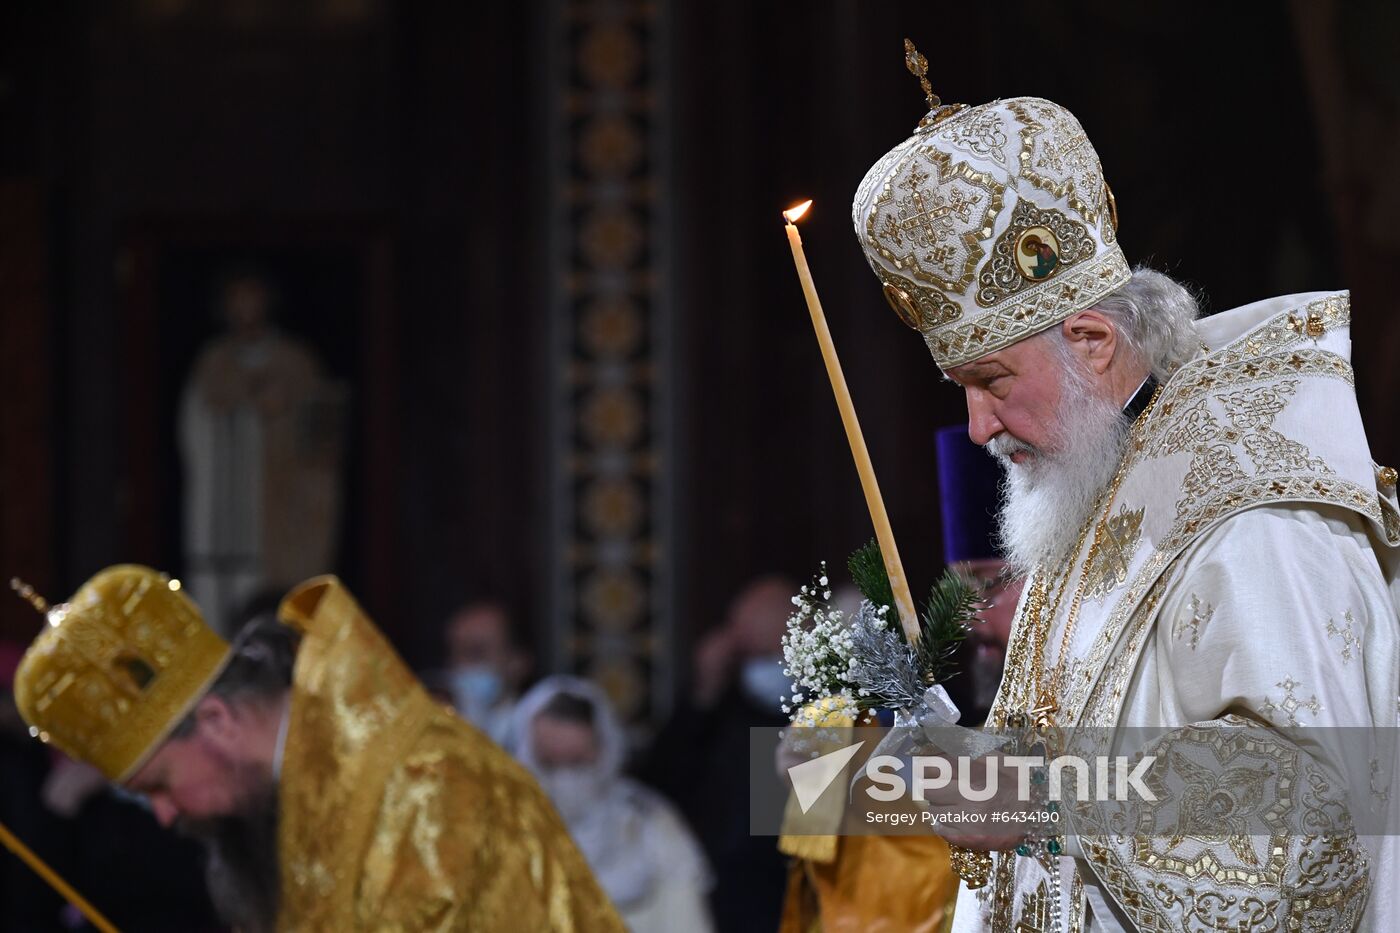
787 745 1156 814
865 754 1157 803
758 724 1399 837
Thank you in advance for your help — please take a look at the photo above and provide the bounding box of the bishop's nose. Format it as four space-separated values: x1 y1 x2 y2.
965 391 1003 447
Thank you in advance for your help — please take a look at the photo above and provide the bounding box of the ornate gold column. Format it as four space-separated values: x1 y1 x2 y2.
548 0 672 728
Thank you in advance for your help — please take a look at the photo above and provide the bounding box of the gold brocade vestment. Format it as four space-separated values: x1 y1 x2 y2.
776 704 958 933
779 835 958 933
275 577 624 932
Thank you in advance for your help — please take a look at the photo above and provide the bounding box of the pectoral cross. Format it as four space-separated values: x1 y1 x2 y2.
1029 695 1058 731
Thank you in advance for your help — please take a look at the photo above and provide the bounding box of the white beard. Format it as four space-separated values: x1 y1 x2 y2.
988 362 1131 577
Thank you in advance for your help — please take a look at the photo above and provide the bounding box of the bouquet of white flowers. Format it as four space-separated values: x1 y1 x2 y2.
780 540 981 725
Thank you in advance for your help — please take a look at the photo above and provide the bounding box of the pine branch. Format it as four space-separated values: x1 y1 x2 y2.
915 570 979 685
846 539 895 615
845 541 980 690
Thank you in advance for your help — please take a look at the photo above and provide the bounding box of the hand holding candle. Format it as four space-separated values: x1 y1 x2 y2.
782 200 920 644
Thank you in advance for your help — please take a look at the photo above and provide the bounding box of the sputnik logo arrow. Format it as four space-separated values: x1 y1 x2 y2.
787 741 865 814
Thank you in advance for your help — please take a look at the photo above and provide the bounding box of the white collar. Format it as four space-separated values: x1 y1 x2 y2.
272 699 290 780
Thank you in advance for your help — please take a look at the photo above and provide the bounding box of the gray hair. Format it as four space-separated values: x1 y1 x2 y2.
1091 267 1202 380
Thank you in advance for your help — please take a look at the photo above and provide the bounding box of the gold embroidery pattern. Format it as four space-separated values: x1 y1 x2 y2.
1067 871 1084 933
1073 477 1383 728
927 249 1131 368
1014 879 1052 933
994 854 1083 933
1143 397 1250 522
1383 496 1400 545
1097 180 1117 246
1073 720 1370 932
1370 757 1391 807
1221 381 1332 476
1009 98 1105 230
1140 351 1354 444
1167 750 1272 865
1325 610 1359 664
989 568 1049 727
986 295 1381 932
864 146 1005 294
1080 570 1174 723
1172 593 1213 651
1144 358 1362 549
1069 476 1378 731
1214 293 1350 366
853 97 1131 371
1081 505 1144 601
976 200 1096 306
945 106 1011 167
1159 474 1378 553
852 134 913 229
874 267 962 329
990 848 1017 930
1047 305 1378 730
1259 676 1323 727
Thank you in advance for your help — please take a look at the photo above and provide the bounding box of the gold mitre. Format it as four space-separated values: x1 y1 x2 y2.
852 40 1129 370
12 566 231 782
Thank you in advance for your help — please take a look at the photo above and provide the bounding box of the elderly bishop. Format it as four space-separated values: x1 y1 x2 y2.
850 42 1399 931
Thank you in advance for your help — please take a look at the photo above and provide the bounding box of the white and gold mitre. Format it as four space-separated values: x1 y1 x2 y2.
11 566 231 781
852 40 1129 370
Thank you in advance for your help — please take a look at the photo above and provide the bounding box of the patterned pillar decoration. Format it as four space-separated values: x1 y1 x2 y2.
549 0 672 730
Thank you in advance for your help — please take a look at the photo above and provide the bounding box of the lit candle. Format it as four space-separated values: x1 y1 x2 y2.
783 200 920 644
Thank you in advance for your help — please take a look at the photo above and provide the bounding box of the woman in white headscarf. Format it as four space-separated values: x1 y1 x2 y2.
513 676 715 933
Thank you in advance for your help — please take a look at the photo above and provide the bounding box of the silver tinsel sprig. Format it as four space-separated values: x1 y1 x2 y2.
846 600 926 711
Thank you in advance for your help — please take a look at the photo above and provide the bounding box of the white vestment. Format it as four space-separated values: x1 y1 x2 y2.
952 291 1400 931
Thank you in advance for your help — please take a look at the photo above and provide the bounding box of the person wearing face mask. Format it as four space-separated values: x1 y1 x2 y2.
441 600 531 745
640 575 796 933
514 677 714 933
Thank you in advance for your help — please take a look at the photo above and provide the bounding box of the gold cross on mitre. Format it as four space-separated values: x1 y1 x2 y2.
903 38 964 129
10 577 49 613
3 578 123 933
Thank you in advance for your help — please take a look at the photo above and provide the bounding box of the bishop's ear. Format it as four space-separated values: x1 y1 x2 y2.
1061 310 1118 375
192 694 240 749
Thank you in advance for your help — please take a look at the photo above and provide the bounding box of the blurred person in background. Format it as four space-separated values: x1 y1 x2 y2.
642 575 795 933
178 266 346 635
440 599 532 745
515 676 714 933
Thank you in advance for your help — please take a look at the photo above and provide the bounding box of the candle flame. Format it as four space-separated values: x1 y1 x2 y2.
783 199 813 224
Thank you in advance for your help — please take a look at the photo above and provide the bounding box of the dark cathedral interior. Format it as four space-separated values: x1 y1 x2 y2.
2 2 1398 931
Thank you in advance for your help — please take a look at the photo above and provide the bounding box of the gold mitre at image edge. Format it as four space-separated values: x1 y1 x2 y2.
852 42 1129 369
13 565 232 782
